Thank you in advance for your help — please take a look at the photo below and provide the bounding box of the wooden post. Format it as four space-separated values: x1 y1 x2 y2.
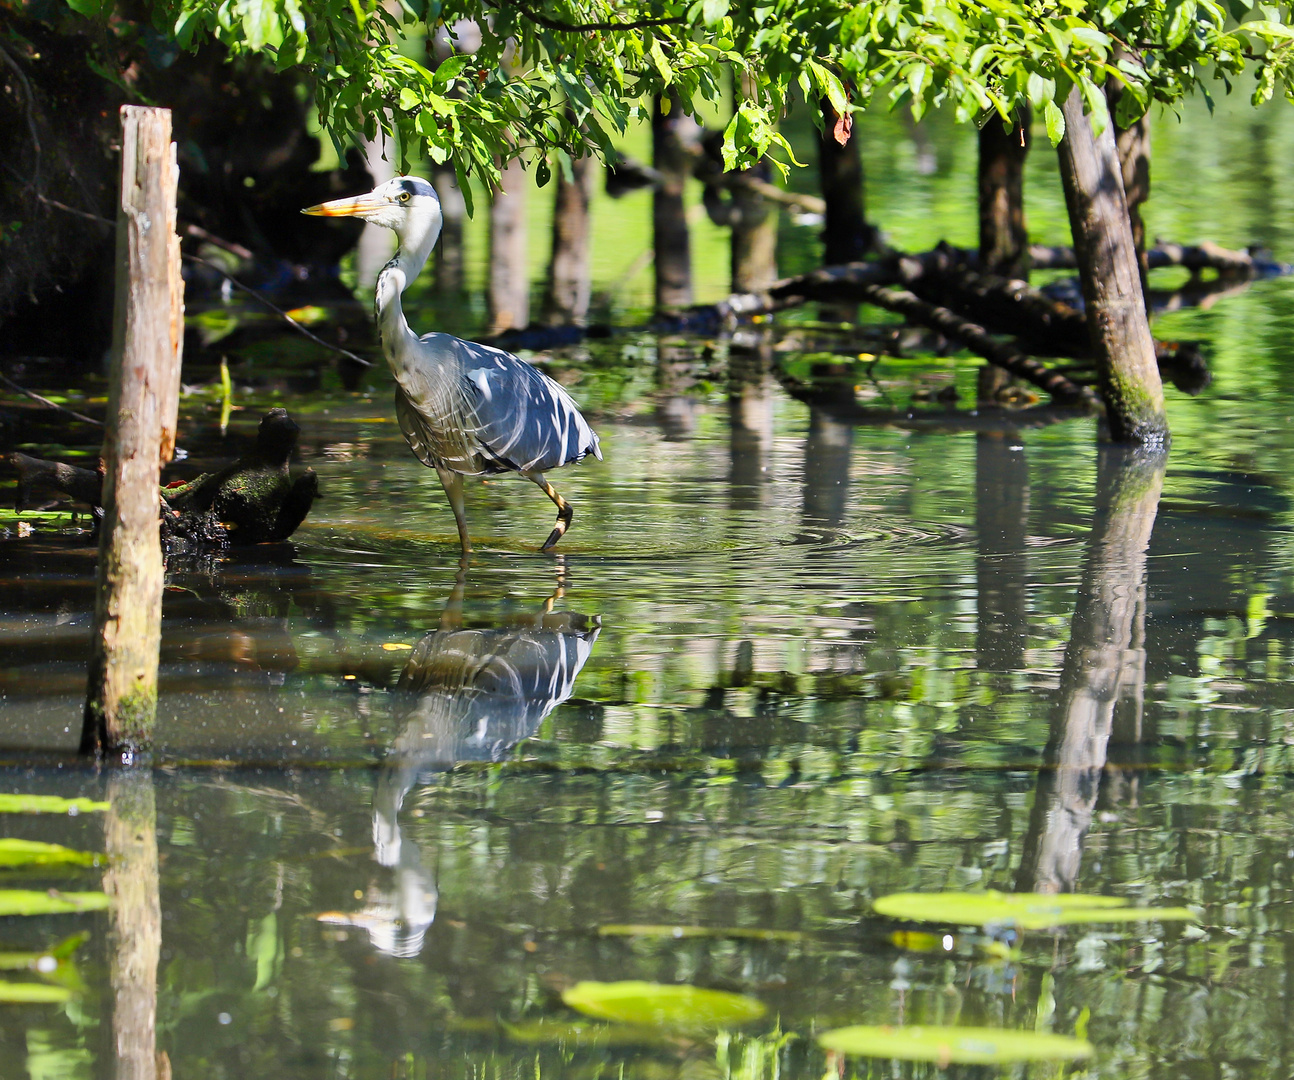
82 106 184 761
652 92 695 310
488 157 529 334
432 163 466 295
541 152 593 325
1056 88 1167 446
977 110 1030 280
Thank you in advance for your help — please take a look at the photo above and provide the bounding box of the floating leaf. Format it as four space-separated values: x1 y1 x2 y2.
0 981 73 1004
0 796 108 816
597 924 803 942
873 890 1195 930
0 891 111 917
0 840 98 869
818 1025 1092 1064
562 981 765 1031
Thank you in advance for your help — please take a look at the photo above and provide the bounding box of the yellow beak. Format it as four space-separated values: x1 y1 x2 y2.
301 192 386 217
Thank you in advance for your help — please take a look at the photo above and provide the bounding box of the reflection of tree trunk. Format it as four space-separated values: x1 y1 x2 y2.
801 406 853 529
104 771 161 1080
1017 448 1166 893
488 157 529 334
975 434 1029 672
542 153 594 325
727 337 773 505
652 93 695 310
656 341 697 440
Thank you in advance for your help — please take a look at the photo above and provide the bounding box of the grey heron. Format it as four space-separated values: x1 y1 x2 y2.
303 176 601 552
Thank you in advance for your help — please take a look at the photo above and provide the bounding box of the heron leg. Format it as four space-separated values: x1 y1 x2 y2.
524 471 573 550
435 465 472 554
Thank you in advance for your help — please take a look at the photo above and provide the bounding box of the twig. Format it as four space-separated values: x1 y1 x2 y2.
182 253 374 368
0 370 102 426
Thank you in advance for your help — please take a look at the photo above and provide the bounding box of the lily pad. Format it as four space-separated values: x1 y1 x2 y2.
0 891 111 916
562 981 766 1030
818 1025 1092 1064
872 890 1195 930
0 796 109 816
502 1020 671 1047
0 981 73 1004
0 840 99 869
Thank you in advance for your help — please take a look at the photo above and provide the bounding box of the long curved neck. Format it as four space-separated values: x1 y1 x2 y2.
374 208 441 378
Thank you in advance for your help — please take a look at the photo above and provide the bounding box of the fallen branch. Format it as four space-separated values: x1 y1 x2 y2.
1030 240 1292 276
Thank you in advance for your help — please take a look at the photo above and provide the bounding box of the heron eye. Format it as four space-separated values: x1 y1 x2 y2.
399 191 411 203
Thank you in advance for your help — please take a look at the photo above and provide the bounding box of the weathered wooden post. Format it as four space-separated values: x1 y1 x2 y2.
81 105 183 761
652 92 696 310
542 152 594 326
1056 89 1167 445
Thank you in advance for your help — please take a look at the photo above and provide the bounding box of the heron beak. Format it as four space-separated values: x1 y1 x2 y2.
301 192 386 217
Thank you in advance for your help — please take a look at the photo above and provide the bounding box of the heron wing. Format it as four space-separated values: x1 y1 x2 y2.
394 382 441 468
452 339 602 474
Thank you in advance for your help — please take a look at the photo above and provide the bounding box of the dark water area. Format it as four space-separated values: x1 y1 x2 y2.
5 97 1294 1078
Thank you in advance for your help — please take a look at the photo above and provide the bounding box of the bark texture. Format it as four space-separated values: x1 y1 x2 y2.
651 93 695 309
83 106 184 760
542 154 594 325
488 157 529 334
1056 88 1167 445
432 163 467 295
977 110 1030 279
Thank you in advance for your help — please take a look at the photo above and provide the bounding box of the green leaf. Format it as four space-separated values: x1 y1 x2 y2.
0 840 98 869
1027 71 1055 109
398 87 421 111
535 159 551 187
1044 99 1066 144
817 1025 1093 1064
702 0 729 26
432 54 471 87
562 982 766 1031
873 891 1196 930
0 795 108 815
0 891 111 916
1166 0 1199 48
0 982 73 1004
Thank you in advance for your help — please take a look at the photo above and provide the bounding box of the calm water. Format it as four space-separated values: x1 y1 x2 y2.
5 95 1294 1078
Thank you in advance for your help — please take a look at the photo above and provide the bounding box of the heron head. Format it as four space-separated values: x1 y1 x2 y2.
303 176 441 236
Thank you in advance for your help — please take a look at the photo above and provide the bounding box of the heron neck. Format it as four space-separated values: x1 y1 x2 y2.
374 242 432 372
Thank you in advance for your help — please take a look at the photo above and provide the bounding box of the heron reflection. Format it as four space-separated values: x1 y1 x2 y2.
334 587 600 957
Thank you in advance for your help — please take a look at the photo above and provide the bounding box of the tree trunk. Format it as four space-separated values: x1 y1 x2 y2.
1016 447 1164 893
652 93 695 310
977 109 1030 279
431 164 466 295
729 171 778 294
1056 88 1167 445
488 157 529 334
355 132 396 289
83 106 183 761
542 154 593 325
817 97 878 265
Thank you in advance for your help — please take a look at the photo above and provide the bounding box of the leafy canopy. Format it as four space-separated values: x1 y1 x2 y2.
60 0 1294 195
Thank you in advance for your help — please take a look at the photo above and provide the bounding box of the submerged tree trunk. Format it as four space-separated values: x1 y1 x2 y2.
817 97 879 265
542 153 594 325
488 157 529 334
432 163 466 295
652 93 695 310
1056 88 1167 445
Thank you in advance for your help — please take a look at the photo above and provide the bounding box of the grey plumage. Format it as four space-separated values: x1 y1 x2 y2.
304 176 601 552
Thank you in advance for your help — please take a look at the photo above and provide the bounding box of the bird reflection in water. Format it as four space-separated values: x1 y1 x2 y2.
323 576 600 957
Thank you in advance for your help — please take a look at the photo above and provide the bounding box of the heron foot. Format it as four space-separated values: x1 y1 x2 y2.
540 504 574 551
